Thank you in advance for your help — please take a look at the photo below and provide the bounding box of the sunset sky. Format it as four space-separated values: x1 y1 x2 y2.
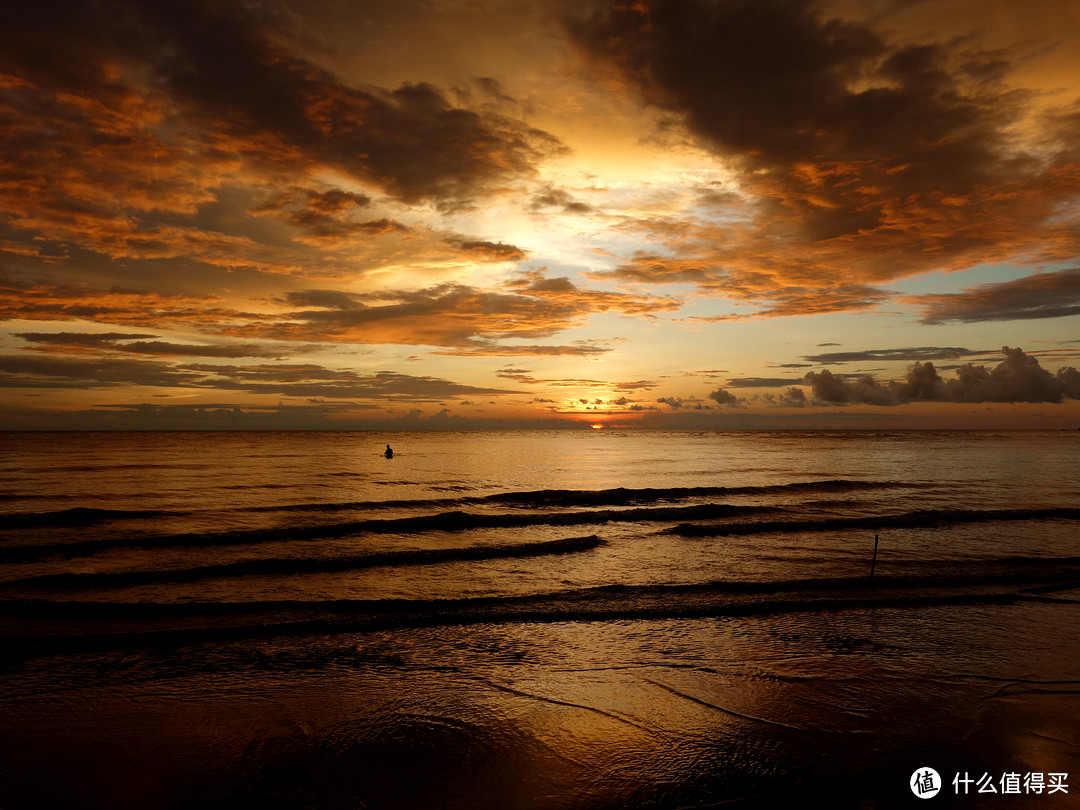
2 0 1080 429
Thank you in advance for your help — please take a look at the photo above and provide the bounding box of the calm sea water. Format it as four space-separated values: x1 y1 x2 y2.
1 430 1078 808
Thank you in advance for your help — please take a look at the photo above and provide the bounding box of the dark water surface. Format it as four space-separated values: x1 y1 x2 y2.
1 430 1078 808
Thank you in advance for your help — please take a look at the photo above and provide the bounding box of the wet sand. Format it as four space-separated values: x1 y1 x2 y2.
2 595 1078 809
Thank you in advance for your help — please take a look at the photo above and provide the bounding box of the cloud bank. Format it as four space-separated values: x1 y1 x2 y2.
804 346 1080 405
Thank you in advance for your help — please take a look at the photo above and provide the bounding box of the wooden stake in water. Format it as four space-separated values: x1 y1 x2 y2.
870 533 879 578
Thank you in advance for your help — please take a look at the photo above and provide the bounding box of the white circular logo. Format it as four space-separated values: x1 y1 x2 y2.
911 767 941 798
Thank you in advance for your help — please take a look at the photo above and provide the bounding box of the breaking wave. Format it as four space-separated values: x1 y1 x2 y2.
0 503 777 562
250 479 920 513
4 534 605 589
1 507 182 530
4 555 1078 651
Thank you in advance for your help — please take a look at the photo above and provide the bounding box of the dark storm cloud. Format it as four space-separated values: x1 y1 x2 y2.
565 0 883 170
803 347 1079 405
803 346 991 364
909 268 1080 323
563 0 1080 309
565 0 1033 222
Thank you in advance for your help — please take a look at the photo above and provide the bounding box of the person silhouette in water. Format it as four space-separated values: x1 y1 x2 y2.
384 444 393 458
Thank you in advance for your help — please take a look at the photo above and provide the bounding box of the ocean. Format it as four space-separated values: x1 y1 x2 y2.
1 429 1078 809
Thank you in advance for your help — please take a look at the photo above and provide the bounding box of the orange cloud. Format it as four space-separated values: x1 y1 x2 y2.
0 354 517 399
0 277 241 328
13 331 311 359
233 281 676 347
0 0 564 285
1 274 672 353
